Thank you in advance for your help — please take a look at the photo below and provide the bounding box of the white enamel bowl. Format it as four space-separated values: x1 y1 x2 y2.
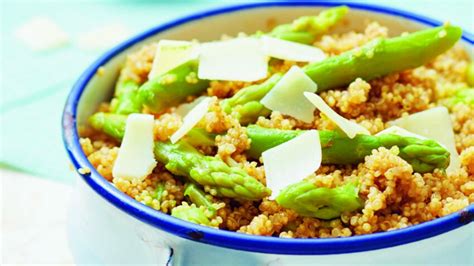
62 2 474 265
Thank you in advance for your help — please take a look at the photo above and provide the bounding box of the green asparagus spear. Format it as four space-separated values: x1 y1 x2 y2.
154 141 271 201
304 25 462 92
276 181 363 219
246 125 450 173
171 203 212 226
184 128 217 147
467 62 474 87
110 79 142 114
174 184 222 226
268 6 349 44
138 60 210 113
246 126 300 159
89 112 216 146
220 74 282 124
89 112 127 141
184 183 217 216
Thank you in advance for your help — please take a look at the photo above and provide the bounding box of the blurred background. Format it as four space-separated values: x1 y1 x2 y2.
1 0 473 264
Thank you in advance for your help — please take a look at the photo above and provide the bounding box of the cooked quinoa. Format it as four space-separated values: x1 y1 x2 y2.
80 15 473 238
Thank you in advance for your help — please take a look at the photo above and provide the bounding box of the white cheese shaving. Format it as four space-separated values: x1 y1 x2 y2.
112 114 156 182
260 66 317 123
304 92 370 138
15 17 69 51
388 107 460 173
262 130 321 199
375 126 428 140
175 96 207 118
170 97 212 144
78 23 131 50
261 36 326 62
148 40 199 80
198 37 267 82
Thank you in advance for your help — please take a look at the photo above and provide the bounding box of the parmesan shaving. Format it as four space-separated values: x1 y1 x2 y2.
261 36 326 62
260 66 317 123
262 130 322 199
389 107 460 173
148 40 199 80
304 92 370 138
112 114 156 182
170 97 212 143
376 126 428 140
198 37 267 82
175 96 207 118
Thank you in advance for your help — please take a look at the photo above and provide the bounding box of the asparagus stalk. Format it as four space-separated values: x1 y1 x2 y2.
138 60 209 113
266 6 349 44
247 125 450 173
220 74 282 124
155 141 271 201
88 112 127 141
171 203 212 226
172 185 222 226
276 181 363 219
184 128 217 147
304 25 462 92
110 79 142 115
184 183 217 216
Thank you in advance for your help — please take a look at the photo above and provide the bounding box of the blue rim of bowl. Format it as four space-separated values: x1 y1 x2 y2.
62 1 474 255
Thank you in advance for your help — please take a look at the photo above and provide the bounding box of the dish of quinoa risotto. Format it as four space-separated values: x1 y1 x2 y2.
80 6 474 238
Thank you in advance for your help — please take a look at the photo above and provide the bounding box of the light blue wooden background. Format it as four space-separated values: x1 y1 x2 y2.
1 0 473 182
